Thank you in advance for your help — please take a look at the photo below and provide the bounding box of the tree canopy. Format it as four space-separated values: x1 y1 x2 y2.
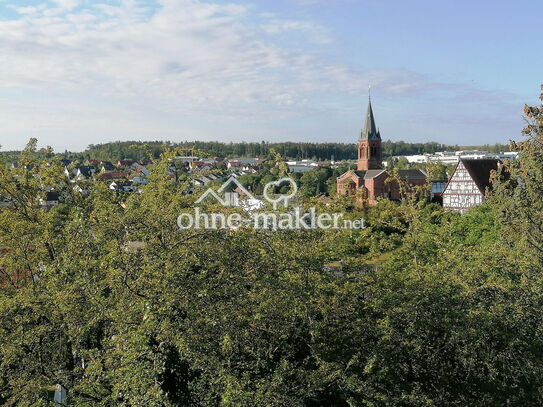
0 88 542 406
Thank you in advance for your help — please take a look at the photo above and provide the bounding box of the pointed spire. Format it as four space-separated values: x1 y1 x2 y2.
360 98 381 141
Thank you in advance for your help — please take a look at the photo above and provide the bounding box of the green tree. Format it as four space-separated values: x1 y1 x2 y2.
492 85 543 265
3 131 543 406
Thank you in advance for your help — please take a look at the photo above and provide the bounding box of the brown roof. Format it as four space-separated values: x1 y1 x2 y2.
98 171 128 180
461 159 500 192
117 160 135 167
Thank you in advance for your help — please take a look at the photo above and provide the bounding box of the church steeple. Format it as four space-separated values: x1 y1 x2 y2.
357 98 382 171
360 99 381 141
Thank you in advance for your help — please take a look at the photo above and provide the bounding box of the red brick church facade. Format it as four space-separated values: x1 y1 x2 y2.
337 99 427 205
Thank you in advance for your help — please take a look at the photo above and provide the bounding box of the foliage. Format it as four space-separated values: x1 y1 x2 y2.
492 85 543 266
1 88 542 406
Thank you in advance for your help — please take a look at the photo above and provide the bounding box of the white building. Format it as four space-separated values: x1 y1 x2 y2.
403 155 429 164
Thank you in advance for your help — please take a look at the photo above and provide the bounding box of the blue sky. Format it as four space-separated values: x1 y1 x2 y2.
0 0 541 151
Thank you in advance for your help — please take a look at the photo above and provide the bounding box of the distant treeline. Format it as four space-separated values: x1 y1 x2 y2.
55 140 511 162
1 140 512 163
78 140 460 161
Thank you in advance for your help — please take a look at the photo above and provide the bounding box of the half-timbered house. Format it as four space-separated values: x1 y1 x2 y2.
442 158 500 214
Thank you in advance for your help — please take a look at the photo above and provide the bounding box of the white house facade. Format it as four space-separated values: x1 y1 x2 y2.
442 159 500 214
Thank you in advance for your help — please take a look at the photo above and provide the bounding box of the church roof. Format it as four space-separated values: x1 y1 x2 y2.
460 158 500 193
351 169 427 181
360 100 381 141
353 169 386 179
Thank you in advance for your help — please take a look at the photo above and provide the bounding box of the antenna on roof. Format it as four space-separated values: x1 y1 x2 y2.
368 85 371 101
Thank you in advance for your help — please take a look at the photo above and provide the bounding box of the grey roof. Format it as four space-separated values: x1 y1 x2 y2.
364 169 386 179
360 100 381 141
352 169 425 181
112 181 133 189
101 161 115 171
353 169 386 179
398 169 427 180
353 170 366 178
45 191 60 201
230 157 259 164
75 166 96 178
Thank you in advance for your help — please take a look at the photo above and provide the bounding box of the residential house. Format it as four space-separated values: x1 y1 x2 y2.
39 191 60 207
72 185 89 197
109 181 137 193
191 161 215 172
130 166 150 185
67 165 97 181
227 160 244 171
442 158 501 214
97 171 128 181
230 157 260 165
193 176 215 187
130 162 145 171
133 166 150 177
100 161 116 171
117 160 135 168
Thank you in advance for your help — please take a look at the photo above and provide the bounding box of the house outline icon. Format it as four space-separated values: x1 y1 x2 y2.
195 176 256 207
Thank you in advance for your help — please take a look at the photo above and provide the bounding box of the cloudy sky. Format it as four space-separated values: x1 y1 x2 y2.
0 0 541 151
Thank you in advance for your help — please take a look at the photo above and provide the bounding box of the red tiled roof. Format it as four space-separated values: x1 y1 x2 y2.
98 172 128 180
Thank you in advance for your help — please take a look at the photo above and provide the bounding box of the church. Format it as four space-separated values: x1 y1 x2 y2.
336 99 427 205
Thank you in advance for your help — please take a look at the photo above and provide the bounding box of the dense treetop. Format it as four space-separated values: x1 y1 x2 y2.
0 88 540 406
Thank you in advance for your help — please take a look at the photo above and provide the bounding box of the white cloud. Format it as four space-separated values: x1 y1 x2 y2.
261 19 334 44
8 4 45 15
52 0 80 11
0 0 515 150
0 0 431 112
